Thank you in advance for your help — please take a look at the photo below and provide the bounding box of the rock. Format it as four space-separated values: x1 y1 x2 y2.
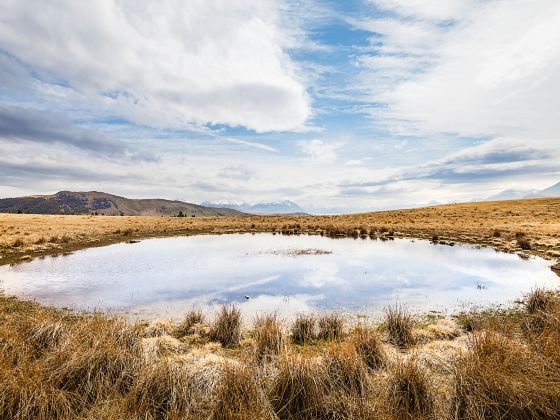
552 263 560 273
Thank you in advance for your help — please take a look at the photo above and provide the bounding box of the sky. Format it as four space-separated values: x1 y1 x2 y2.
1 0 559 213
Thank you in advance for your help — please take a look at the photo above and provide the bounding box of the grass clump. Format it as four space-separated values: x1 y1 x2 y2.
174 309 205 337
253 313 284 361
385 305 415 348
128 357 200 419
317 313 344 340
325 342 368 397
352 326 385 370
452 331 560 419
387 357 434 420
525 287 553 314
45 316 142 402
270 353 327 418
213 361 272 419
210 305 242 347
291 313 316 345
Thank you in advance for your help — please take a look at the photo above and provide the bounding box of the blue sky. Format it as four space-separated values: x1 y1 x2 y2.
1 0 559 213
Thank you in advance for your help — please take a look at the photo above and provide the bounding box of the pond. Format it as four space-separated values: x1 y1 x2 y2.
0 234 558 320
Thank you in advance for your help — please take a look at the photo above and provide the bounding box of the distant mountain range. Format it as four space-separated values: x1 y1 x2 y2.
485 181 560 201
201 200 307 215
0 191 245 216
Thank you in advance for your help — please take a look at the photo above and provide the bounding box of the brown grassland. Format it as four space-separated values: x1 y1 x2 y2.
1 290 560 419
1 197 560 418
1 197 560 265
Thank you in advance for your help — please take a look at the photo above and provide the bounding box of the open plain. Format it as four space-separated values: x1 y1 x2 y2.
1 197 559 266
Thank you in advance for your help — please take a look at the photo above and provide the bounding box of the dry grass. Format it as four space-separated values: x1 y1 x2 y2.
2 197 560 265
269 352 328 418
525 287 554 314
290 313 316 345
213 361 272 419
2 291 560 419
385 305 415 348
174 309 205 337
352 326 385 370
452 331 560 419
387 356 434 420
127 357 201 419
253 313 285 361
317 312 344 340
210 305 242 347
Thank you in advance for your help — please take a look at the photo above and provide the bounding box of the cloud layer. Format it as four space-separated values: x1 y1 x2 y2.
0 0 309 132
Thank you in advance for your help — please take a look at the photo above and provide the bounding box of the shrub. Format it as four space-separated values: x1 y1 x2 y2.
385 305 415 348
352 326 385 370
317 313 344 340
210 305 242 347
174 309 205 337
253 313 284 361
387 357 434 420
290 314 316 345
517 238 532 250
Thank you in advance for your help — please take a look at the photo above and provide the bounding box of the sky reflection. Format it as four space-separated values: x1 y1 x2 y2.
0 234 558 320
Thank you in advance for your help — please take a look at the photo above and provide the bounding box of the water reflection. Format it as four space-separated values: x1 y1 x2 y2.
0 234 558 320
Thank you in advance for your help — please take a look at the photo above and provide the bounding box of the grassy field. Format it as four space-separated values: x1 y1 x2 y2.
1 197 560 265
1 197 560 418
1 289 560 419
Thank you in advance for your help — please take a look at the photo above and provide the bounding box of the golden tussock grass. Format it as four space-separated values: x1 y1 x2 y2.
253 312 285 361
385 305 415 348
290 313 316 345
1 291 560 419
210 304 242 347
318 312 344 341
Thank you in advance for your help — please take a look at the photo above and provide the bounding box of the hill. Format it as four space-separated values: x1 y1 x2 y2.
0 191 245 216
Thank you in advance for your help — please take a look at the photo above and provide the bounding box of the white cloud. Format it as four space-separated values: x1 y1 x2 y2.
298 139 342 163
0 0 310 132
359 0 560 141
370 0 476 21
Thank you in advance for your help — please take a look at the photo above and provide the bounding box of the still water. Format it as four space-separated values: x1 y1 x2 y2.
0 234 558 320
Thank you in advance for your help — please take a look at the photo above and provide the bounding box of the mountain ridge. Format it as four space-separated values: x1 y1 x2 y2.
485 181 560 201
0 191 245 216
200 200 307 215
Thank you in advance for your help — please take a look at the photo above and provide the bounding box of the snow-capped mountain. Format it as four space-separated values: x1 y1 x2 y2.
201 200 306 214
485 181 560 201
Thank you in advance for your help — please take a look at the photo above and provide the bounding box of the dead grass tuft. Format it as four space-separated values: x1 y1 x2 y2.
213 361 272 419
385 305 415 348
127 357 201 419
174 309 205 337
452 331 560 419
253 313 285 361
325 342 369 397
317 313 344 340
290 313 316 345
270 352 327 418
210 305 242 347
352 326 385 370
387 356 434 420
